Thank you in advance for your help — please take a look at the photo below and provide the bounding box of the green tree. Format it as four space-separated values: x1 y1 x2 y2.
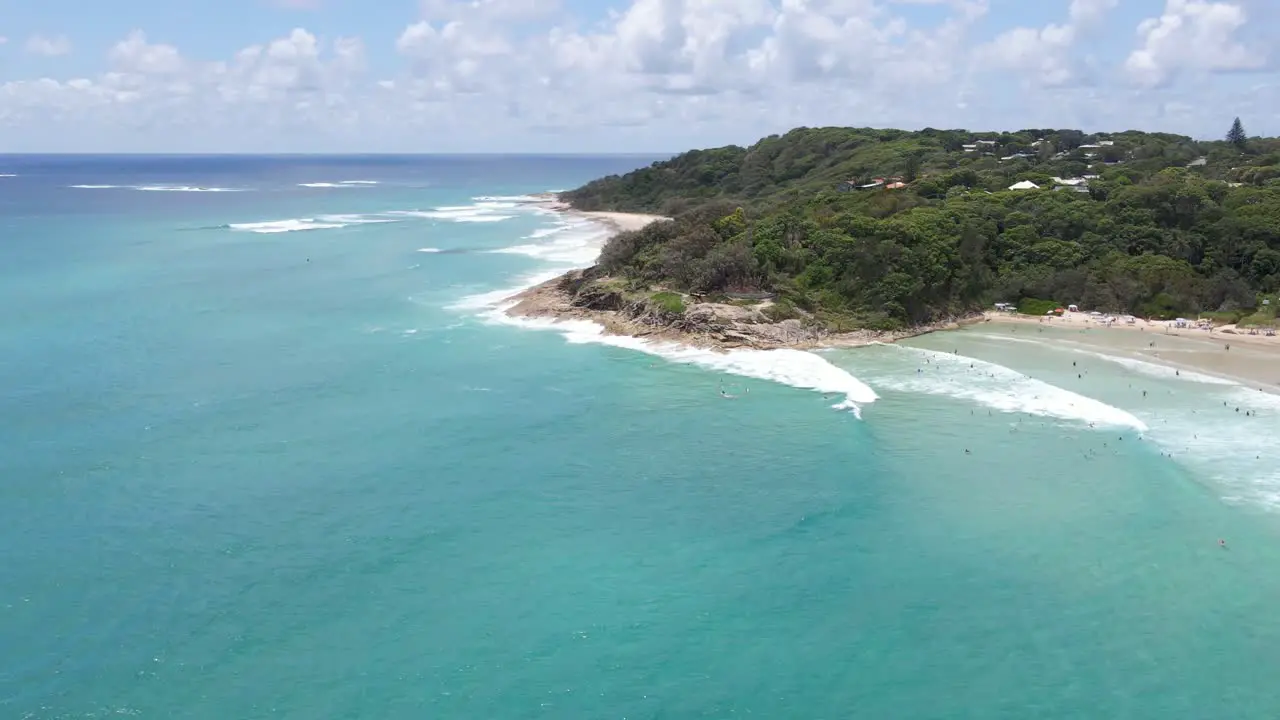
1228 117 1248 149
572 124 1280 329
904 153 922 182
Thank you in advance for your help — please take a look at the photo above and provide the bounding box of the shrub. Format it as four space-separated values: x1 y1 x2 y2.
761 300 800 322
650 291 686 314
1017 298 1059 316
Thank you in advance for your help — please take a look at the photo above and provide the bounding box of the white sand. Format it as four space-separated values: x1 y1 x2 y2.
983 310 1280 350
527 193 668 235
981 311 1280 389
575 210 668 232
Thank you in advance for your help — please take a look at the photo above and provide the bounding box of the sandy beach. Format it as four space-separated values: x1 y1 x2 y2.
982 310 1280 349
527 193 669 234
978 311 1280 390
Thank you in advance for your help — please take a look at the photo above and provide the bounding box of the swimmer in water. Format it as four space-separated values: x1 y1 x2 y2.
1220 539 1227 549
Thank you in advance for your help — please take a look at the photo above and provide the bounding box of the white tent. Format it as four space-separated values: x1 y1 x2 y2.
1008 180 1040 190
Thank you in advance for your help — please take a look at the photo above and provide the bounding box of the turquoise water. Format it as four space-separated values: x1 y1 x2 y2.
4 157 1280 719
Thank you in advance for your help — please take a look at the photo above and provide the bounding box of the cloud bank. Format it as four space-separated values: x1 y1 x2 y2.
0 0 1272 152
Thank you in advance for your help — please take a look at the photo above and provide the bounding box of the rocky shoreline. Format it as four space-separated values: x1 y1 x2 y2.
504 266 980 351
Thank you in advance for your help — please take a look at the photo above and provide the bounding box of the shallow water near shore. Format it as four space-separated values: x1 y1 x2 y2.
5 156 1280 719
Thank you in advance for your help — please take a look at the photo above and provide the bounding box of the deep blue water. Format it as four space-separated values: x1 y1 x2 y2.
4 156 1280 719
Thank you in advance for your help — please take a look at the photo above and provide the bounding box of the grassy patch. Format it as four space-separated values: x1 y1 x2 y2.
1239 308 1277 327
761 300 800 322
1199 310 1247 325
650 291 686 314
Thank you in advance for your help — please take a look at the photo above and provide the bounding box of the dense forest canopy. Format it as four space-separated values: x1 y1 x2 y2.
563 125 1280 329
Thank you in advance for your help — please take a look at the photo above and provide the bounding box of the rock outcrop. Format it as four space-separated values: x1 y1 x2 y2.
505 269 970 350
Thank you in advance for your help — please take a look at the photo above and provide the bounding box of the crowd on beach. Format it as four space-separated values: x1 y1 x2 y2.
984 308 1280 350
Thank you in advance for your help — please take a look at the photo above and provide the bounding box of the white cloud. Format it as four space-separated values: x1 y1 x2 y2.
1124 0 1265 88
1068 0 1118 25
973 0 1116 87
25 34 73 57
418 0 561 22
0 0 1276 151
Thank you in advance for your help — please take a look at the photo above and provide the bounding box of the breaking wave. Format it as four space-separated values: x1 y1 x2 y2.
486 218 603 265
227 215 399 234
1070 349 1238 385
222 199 543 236
298 180 380 188
870 346 1147 430
473 194 544 203
468 303 878 415
449 207 877 416
71 184 244 192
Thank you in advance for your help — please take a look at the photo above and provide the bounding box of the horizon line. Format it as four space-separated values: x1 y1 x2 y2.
0 151 676 157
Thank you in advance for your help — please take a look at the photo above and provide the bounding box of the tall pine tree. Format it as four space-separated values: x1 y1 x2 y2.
1227 117 1247 148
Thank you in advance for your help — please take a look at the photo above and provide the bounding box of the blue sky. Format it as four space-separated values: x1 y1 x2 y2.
0 0 1275 152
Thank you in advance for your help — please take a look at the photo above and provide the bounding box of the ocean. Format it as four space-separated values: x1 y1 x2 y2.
4 155 1280 719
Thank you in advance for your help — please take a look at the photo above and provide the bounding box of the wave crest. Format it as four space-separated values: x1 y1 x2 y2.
227 215 399 234
71 184 243 192
874 346 1147 430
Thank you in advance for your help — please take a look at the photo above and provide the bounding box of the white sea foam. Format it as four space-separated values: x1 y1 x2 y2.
226 213 399 234
229 218 350 233
386 204 516 223
473 194 541 202
525 316 875 414
318 213 398 225
135 185 243 192
974 332 1240 386
71 184 243 192
417 247 443 253
485 309 877 414
528 224 571 239
967 332 1050 346
1070 349 1238 385
442 202 518 210
873 347 1147 430
452 276 877 415
299 180 379 188
488 227 605 265
0 173 16 178
223 199 529 236
1131 382 1280 510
